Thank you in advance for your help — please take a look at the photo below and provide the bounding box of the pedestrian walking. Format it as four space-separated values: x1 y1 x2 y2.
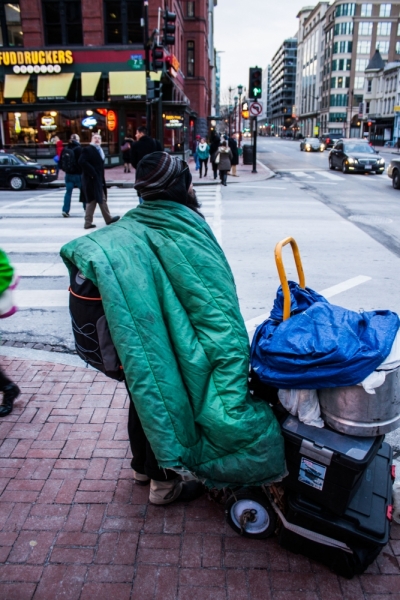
78 134 120 230
227 136 239 176
192 135 201 171
197 137 210 178
60 134 83 218
121 137 133 173
215 140 233 186
0 248 20 418
53 136 64 179
209 133 220 180
130 127 161 170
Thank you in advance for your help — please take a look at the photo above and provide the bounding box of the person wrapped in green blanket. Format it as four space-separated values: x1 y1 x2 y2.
0 249 20 417
61 152 285 505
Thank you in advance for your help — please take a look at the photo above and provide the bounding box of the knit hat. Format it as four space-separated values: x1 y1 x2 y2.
134 152 191 201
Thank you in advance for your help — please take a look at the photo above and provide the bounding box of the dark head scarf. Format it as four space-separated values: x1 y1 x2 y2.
134 151 203 217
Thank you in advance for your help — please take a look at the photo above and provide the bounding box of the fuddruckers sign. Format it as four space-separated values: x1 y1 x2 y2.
0 50 74 69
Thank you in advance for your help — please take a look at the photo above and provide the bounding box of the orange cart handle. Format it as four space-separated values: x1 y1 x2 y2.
274 237 306 321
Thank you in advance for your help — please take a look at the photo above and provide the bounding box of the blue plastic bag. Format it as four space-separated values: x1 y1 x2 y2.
251 281 400 389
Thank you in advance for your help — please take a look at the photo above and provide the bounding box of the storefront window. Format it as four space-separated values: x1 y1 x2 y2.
104 0 142 45
42 0 83 46
4 109 119 157
0 2 23 47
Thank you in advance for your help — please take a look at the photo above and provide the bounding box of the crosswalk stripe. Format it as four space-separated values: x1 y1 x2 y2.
319 172 343 181
15 289 68 307
13 263 67 276
291 172 314 179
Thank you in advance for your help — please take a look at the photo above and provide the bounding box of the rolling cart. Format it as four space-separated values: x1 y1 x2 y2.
224 237 395 578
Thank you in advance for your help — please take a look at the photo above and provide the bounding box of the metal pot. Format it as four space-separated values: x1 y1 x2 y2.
319 368 400 437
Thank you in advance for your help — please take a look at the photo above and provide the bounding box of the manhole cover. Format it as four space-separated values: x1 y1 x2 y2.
349 215 393 225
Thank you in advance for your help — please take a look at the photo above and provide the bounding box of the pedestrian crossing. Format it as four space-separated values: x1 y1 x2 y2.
278 169 389 184
0 185 222 309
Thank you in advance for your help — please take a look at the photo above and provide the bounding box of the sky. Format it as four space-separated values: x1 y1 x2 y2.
214 0 303 104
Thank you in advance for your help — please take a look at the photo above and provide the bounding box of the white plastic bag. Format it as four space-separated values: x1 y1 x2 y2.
278 389 324 428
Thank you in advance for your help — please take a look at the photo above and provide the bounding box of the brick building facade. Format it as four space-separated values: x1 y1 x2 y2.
0 0 217 162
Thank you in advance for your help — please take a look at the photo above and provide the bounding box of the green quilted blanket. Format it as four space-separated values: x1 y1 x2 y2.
61 200 285 488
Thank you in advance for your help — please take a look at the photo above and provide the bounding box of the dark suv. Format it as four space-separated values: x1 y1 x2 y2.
319 133 343 149
0 151 57 191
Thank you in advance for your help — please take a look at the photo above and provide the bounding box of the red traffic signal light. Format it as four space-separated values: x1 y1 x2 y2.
163 10 176 46
367 121 372 127
151 44 164 71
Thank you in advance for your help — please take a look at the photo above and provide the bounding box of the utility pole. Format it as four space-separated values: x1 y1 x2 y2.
143 0 151 131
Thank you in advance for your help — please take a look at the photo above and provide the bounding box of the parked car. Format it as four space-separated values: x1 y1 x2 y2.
387 158 400 188
0 151 57 191
319 133 343 149
300 137 325 152
328 139 385 174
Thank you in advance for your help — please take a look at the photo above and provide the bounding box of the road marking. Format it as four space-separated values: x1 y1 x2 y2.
291 172 315 179
212 186 222 245
319 172 343 181
233 185 287 190
15 289 68 307
245 275 372 337
319 275 372 298
13 263 67 276
256 160 270 172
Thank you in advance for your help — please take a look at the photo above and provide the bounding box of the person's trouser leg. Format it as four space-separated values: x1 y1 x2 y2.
127 388 178 481
84 200 97 227
62 175 74 213
98 196 112 224
0 368 12 390
199 159 203 177
231 164 237 176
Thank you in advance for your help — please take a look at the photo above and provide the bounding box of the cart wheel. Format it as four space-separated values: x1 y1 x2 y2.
225 489 277 539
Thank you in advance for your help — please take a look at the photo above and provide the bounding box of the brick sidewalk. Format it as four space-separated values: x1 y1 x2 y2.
0 355 399 600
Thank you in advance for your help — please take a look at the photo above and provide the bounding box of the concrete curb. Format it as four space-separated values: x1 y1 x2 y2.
0 344 91 368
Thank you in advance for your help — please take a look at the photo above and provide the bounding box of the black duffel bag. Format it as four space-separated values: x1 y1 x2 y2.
68 265 124 381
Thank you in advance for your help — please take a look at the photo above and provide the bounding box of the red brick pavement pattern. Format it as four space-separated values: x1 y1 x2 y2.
0 356 399 600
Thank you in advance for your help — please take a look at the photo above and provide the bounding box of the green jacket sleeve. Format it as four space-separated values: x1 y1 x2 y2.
0 249 14 296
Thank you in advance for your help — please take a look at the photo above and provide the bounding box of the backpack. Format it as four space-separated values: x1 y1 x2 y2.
60 147 76 174
69 265 124 381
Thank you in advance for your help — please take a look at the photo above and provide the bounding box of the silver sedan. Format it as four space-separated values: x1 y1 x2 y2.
300 137 325 152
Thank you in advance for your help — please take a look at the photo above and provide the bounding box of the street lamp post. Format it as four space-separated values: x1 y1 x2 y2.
237 84 243 148
234 95 238 137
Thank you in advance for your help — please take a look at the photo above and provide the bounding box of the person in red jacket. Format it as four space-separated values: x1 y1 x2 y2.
53 136 64 179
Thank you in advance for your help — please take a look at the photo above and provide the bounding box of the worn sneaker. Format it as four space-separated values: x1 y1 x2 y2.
84 224 96 229
62 211 69 218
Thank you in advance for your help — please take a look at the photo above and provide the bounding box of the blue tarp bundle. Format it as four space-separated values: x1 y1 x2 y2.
251 281 400 389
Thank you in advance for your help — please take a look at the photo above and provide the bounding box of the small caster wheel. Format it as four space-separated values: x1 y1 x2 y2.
225 488 277 539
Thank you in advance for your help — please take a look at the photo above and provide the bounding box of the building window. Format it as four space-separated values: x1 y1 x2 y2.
0 2 23 47
360 3 372 16
354 76 365 89
331 76 350 88
104 0 142 45
335 3 355 17
377 22 391 35
187 1 194 17
333 40 353 53
356 58 368 71
380 3 391 16
357 40 371 54
329 112 346 122
187 41 195 77
332 58 351 70
330 93 348 106
377 40 389 54
334 22 353 35
367 79 372 91
358 22 372 35
42 0 83 45
396 41 400 53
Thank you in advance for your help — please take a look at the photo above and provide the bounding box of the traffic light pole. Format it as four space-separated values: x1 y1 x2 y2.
143 0 152 132
252 116 257 173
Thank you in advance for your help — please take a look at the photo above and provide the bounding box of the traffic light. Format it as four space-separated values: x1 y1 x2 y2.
249 67 262 100
151 44 164 71
163 9 176 46
241 101 249 119
367 121 372 127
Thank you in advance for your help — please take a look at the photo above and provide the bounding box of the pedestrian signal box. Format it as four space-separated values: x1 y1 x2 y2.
249 67 262 100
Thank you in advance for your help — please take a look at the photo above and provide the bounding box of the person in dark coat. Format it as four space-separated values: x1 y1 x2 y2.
78 133 120 230
227 136 239 176
209 133 221 180
131 127 162 170
121 137 133 173
61 134 83 217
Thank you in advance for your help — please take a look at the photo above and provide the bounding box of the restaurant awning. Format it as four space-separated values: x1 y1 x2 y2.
4 74 30 98
37 73 74 98
108 71 146 96
81 72 102 97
